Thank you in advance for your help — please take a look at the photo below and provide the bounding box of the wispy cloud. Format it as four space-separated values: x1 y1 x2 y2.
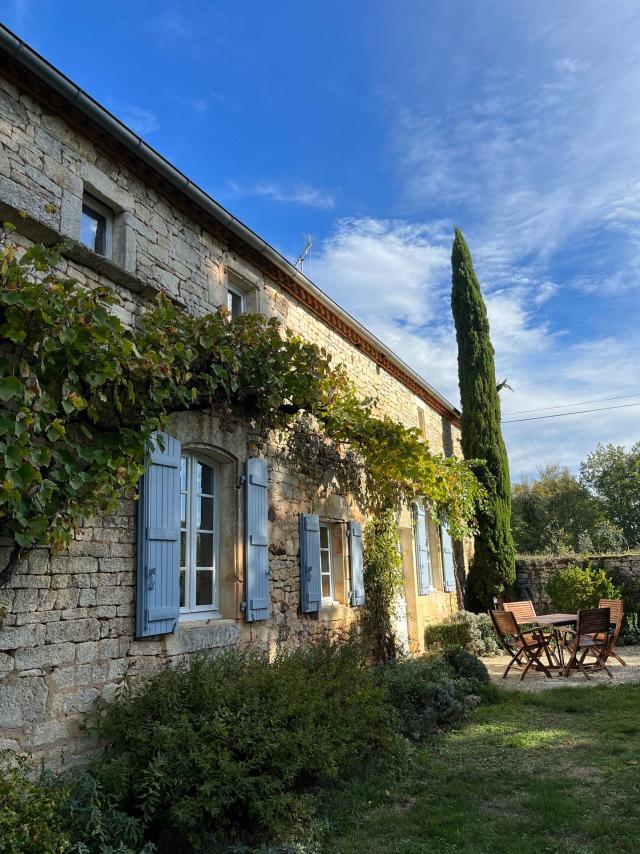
109 103 159 137
149 11 194 39
225 180 336 210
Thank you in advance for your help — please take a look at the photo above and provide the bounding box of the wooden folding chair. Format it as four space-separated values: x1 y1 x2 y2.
597 598 627 666
490 609 554 681
504 600 558 667
559 607 613 679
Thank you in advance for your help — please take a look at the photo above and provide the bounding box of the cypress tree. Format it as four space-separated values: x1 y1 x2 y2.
451 228 515 608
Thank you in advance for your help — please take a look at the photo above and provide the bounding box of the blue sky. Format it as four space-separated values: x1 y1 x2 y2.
5 1 640 479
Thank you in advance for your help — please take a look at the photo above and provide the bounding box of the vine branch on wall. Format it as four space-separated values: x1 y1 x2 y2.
0 225 485 586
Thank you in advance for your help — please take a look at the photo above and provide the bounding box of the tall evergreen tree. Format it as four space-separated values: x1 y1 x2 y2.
451 228 515 608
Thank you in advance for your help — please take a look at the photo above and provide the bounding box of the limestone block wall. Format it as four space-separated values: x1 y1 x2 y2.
0 67 465 766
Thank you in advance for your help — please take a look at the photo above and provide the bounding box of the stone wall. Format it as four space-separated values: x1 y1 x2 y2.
516 554 640 611
0 68 463 766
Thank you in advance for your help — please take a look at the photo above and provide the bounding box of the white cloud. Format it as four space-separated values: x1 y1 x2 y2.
312 218 448 325
110 103 159 137
310 217 640 480
225 180 336 210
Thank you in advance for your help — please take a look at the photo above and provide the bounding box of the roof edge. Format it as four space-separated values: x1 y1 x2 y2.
0 24 460 421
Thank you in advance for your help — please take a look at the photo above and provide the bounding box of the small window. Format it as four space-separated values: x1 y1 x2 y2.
227 285 244 319
416 407 426 439
80 194 113 258
318 520 349 605
319 523 333 602
180 454 219 617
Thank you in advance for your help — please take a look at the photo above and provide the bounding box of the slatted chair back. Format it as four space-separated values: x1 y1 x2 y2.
503 600 537 624
490 608 520 642
599 598 623 640
576 607 610 639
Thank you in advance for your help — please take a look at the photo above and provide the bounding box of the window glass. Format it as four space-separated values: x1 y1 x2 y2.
319 523 333 601
80 194 112 258
227 287 244 319
180 454 218 614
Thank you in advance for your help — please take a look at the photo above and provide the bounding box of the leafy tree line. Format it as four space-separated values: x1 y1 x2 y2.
511 442 640 554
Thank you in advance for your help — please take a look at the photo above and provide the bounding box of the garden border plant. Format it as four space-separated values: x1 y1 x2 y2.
0 223 485 586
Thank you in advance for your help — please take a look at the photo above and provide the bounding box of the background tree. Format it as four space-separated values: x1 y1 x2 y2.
580 442 640 547
451 228 515 608
511 464 623 554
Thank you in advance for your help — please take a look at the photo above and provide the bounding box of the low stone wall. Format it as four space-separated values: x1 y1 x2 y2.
516 553 640 611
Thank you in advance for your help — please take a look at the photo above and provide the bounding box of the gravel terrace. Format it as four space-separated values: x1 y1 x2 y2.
483 644 640 691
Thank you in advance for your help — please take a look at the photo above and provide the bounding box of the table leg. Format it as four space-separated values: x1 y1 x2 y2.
554 627 565 674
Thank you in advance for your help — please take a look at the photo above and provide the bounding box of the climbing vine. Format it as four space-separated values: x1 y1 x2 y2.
0 226 484 584
361 509 405 662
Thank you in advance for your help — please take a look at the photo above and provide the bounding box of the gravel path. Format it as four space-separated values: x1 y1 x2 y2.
483 644 640 691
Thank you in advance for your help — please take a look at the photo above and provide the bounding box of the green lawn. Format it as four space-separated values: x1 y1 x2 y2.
313 685 640 854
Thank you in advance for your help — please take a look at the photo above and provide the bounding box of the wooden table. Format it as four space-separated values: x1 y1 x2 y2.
518 613 577 673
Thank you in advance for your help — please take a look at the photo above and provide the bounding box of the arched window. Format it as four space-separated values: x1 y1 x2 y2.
180 454 219 617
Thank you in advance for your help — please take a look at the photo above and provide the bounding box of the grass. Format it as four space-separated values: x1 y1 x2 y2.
304 685 640 854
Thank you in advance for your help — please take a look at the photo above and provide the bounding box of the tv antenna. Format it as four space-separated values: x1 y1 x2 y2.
294 234 312 272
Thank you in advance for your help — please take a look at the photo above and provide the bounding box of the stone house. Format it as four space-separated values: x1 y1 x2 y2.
0 26 466 766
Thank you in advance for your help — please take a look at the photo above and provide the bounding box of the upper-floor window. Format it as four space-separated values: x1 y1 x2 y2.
80 193 113 259
227 284 245 319
180 454 219 617
416 407 427 440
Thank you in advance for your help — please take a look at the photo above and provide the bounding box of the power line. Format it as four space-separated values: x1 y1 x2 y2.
503 391 640 417
502 400 640 424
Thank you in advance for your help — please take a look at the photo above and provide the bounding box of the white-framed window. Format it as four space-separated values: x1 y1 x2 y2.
80 193 113 259
319 522 334 603
227 284 245 319
179 453 219 618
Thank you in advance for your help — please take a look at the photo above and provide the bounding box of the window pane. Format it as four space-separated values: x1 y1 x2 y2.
80 205 107 255
197 496 214 531
179 569 186 608
180 457 187 492
180 493 187 526
196 532 214 568
320 526 329 549
321 551 330 575
227 289 243 319
321 574 331 598
180 531 186 567
196 570 214 606
196 461 214 495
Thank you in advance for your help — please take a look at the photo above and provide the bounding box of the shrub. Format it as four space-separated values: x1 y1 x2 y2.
424 620 472 651
442 647 490 684
62 771 153 853
424 610 499 656
547 562 622 613
373 653 485 741
0 754 71 854
85 638 392 848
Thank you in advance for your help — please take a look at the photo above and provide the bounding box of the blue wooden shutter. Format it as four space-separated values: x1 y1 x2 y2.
413 501 432 595
245 458 270 622
348 521 365 606
300 513 321 613
136 432 181 638
441 524 457 593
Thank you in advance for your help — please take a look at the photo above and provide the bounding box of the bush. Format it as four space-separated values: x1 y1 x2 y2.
424 610 499 656
0 754 71 854
424 620 471 651
442 647 490 684
547 562 622 612
373 652 486 741
85 638 392 848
